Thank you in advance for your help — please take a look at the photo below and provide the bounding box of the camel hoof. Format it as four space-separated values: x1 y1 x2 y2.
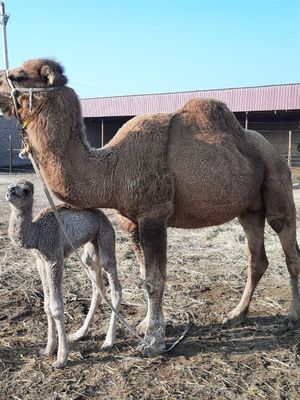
52 359 67 369
286 309 300 329
222 311 246 327
288 320 295 330
285 318 300 330
137 341 165 357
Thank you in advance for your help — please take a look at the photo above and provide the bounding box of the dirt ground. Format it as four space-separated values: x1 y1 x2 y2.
1 172 300 399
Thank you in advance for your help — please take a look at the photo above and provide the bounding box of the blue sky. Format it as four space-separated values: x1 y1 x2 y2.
2 0 299 98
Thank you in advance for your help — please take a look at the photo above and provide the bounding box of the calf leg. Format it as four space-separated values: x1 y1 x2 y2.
45 258 68 368
36 258 56 356
223 209 269 326
68 242 103 342
97 227 122 349
137 216 167 356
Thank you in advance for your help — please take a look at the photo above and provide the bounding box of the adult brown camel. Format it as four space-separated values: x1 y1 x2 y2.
1 59 300 357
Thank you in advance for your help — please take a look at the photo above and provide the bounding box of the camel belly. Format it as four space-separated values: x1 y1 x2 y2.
168 196 256 228
167 142 264 228
168 175 262 228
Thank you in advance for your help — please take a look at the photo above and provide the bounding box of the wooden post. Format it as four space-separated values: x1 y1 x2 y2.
288 130 292 169
101 118 104 147
245 112 248 130
9 133 12 172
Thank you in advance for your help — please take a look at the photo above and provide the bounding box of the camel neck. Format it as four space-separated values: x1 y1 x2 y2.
29 127 117 209
8 205 37 249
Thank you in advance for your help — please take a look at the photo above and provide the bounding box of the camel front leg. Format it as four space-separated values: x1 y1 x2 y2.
116 213 145 278
36 258 57 356
137 216 167 357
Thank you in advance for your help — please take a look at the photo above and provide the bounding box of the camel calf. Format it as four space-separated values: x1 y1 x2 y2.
6 180 122 368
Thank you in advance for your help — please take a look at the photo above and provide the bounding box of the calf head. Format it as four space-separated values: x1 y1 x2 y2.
6 180 34 209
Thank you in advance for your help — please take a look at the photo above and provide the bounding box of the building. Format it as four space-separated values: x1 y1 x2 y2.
0 116 31 170
1 83 300 170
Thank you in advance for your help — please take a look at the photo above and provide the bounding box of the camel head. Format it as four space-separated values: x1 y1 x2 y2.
6 180 34 210
0 59 67 118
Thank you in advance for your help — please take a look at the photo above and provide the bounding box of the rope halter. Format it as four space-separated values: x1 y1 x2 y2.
5 69 61 158
5 69 60 123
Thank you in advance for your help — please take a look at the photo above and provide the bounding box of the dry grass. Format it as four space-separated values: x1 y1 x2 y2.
1 172 300 399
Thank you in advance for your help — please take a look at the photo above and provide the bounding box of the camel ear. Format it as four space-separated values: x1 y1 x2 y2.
40 65 56 85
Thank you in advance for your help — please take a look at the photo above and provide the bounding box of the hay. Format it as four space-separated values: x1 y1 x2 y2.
1 172 300 399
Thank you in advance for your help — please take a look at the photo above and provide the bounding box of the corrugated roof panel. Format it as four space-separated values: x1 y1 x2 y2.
81 84 300 118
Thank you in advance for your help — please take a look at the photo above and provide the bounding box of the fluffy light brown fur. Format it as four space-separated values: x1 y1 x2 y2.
6 180 122 368
1 59 300 357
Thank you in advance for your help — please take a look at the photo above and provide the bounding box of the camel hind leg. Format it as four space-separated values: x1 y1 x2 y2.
68 241 103 342
276 226 300 325
265 174 300 324
223 208 269 326
268 215 300 325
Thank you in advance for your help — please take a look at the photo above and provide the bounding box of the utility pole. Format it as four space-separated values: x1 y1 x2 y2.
0 3 11 171
0 2 9 69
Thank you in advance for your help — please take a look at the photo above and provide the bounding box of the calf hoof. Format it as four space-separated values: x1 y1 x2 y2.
52 359 68 369
68 329 88 342
40 346 56 357
101 340 114 351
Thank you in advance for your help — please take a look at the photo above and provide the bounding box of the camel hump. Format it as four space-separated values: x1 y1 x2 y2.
108 112 172 146
179 98 243 135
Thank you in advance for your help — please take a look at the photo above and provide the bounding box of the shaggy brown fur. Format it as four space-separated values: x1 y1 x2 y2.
1 59 300 357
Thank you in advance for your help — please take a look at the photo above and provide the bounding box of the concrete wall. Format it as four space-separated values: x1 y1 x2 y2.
0 116 31 169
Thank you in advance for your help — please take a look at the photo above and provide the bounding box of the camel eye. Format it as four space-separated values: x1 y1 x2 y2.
9 71 28 83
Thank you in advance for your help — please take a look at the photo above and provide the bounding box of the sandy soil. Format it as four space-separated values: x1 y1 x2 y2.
1 172 300 399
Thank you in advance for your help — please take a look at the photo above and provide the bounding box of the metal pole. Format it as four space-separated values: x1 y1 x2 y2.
245 112 248 130
0 2 9 69
9 133 12 172
0 3 13 172
288 130 292 169
101 118 104 147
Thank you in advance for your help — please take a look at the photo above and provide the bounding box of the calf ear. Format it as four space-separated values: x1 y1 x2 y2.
40 65 56 85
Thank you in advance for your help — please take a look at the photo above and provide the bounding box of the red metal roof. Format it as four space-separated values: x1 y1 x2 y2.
81 83 300 118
